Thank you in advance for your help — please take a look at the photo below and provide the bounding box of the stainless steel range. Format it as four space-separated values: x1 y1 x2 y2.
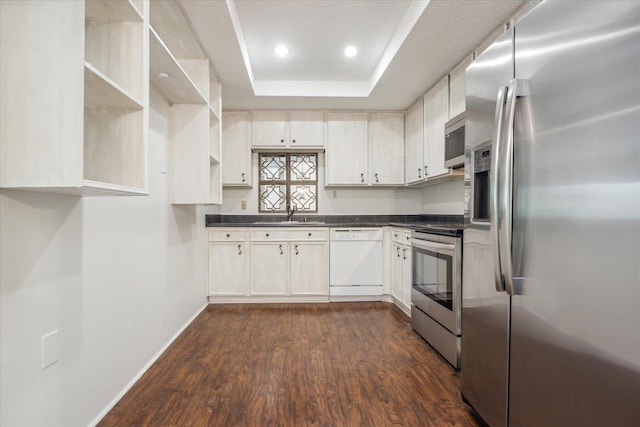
410 224 463 368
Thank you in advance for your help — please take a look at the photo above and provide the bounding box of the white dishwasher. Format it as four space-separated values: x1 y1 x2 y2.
329 228 383 297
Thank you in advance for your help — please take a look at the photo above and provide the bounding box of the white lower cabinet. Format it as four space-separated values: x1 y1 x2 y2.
208 228 249 296
209 227 328 301
208 242 247 295
390 228 412 315
250 242 289 295
290 242 329 295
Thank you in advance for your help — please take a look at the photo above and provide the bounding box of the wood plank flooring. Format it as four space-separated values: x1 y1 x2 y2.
99 303 484 427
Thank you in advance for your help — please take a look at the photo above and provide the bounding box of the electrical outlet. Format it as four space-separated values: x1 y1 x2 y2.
41 330 59 370
241 200 247 210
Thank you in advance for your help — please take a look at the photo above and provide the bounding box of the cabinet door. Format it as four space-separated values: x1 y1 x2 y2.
405 99 424 184
289 111 325 147
252 111 287 147
326 112 368 185
391 243 404 302
424 77 450 178
449 55 472 119
402 246 412 311
222 112 252 186
209 243 246 295
250 242 288 295
370 113 404 185
290 242 328 295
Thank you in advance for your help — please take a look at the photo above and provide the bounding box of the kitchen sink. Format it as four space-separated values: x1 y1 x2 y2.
252 221 325 225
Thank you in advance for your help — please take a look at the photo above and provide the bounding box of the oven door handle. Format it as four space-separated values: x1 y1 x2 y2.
410 239 455 252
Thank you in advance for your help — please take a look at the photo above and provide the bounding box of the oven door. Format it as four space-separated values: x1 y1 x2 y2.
411 238 461 335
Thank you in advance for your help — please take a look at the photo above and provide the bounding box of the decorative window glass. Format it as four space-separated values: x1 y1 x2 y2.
259 153 318 213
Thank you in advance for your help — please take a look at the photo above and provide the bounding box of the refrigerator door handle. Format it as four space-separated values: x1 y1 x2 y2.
499 78 522 296
490 85 508 292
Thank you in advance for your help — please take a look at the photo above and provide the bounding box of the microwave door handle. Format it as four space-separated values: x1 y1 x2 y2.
410 239 455 252
499 79 522 296
491 85 507 293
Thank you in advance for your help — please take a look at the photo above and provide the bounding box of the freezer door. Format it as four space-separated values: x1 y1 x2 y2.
509 2 640 426
462 29 513 427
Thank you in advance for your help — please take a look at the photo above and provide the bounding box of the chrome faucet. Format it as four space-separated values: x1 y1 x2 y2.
286 204 297 222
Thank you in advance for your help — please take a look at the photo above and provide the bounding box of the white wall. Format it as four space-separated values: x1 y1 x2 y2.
0 89 208 427
421 179 465 215
209 154 423 215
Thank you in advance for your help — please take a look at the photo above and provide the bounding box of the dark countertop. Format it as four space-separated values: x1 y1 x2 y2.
206 214 463 230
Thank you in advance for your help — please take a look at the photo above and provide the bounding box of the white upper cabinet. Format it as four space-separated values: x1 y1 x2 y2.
0 0 149 195
370 113 405 185
325 113 369 186
222 112 252 186
252 111 325 148
252 111 288 147
289 111 325 147
149 0 222 204
449 54 472 119
405 98 425 184
424 76 450 179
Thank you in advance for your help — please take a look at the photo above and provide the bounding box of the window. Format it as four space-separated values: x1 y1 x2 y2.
259 153 318 213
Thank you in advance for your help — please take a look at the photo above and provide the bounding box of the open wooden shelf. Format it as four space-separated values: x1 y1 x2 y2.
85 63 143 110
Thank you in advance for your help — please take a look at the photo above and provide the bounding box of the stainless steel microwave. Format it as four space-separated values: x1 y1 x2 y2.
444 112 465 168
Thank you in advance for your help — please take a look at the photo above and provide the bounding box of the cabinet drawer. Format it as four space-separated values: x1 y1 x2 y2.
402 230 412 246
208 228 247 242
391 228 404 244
250 228 329 242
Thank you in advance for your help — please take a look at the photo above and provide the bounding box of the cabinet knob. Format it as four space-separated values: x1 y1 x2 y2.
280 139 284 143
360 173 364 183
375 173 379 183
238 245 242 255
266 233 269 237
394 233 398 238
241 172 246 182
308 232 312 237
226 233 230 238
279 244 284 255
292 139 296 143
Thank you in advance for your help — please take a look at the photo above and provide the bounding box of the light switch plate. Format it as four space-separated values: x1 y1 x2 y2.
241 200 247 210
41 330 59 370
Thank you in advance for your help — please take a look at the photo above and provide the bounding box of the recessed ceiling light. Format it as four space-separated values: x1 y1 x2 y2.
274 45 290 57
344 46 358 57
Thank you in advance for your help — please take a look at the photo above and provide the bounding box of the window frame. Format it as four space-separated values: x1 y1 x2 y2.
258 153 318 213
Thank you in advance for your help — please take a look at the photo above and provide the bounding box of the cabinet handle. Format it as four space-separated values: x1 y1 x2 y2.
375 173 379 183
360 173 364 183
238 245 242 255
406 235 410 241
279 244 283 255
418 168 422 178
424 165 428 176
241 172 246 182
295 244 299 255
396 247 400 257
403 248 407 260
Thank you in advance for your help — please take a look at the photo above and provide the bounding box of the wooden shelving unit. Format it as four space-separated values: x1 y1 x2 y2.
149 0 222 205
0 0 149 196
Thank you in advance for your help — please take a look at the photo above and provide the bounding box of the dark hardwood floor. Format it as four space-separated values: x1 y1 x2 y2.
99 303 483 426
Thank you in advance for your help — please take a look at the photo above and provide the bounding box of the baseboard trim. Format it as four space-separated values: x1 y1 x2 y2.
88 302 208 427
209 295 330 304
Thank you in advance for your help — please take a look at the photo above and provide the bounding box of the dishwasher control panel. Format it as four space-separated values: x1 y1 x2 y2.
330 228 383 241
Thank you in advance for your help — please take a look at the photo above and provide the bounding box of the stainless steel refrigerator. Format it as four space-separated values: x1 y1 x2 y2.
462 1 640 426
